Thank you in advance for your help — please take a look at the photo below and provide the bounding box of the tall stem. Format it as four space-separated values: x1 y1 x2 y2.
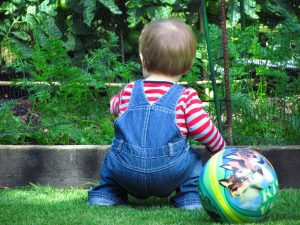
201 0 222 133
220 0 233 144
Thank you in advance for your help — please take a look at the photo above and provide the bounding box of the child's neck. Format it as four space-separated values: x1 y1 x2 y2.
144 73 182 83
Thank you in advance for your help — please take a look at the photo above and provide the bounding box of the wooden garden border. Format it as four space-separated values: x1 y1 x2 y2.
0 145 299 188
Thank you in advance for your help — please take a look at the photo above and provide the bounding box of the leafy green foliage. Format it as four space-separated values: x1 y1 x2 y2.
0 0 122 68
0 100 22 144
227 0 262 27
125 0 196 28
0 30 139 144
0 0 299 145
230 95 299 145
98 0 121 14
83 0 97 26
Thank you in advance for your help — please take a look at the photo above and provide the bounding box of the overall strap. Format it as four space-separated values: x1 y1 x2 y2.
128 79 149 107
154 83 185 111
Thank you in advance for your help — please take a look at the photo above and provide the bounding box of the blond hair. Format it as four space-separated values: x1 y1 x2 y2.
139 19 197 76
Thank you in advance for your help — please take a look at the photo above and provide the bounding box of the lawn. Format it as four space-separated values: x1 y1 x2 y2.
0 186 299 225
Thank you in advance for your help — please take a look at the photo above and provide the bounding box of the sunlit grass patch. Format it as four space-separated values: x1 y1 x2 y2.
0 186 299 225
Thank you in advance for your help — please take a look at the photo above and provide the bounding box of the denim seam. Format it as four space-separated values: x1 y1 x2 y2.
129 80 145 107
168 86 183 110
141 106 150 148
172 86 185 110
150 106 174 114
113 110 127 127
113 138 187 155
117 149 178 159
140 80 151 106
173 113 185 138
126 105 149 111
152 83 181 109
109 150 189 173
127 104 174 113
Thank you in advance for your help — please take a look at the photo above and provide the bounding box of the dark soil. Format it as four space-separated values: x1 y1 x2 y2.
12 100 40 125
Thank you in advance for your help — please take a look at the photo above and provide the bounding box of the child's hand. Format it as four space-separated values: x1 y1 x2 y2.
205 146 217 159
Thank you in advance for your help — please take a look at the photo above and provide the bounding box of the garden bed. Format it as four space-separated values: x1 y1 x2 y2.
0 145 299 188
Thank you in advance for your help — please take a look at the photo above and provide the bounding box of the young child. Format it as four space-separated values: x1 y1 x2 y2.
88 19 225 210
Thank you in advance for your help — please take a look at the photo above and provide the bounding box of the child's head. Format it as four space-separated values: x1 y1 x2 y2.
139 19 197 77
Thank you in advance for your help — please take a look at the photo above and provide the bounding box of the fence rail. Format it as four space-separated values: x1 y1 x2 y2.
0 80 222 87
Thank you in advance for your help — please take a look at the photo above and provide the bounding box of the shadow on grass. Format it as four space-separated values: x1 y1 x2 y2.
0 186 211 225
0 187 299 225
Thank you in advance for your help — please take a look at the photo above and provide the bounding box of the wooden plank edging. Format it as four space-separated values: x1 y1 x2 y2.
0 145 299 188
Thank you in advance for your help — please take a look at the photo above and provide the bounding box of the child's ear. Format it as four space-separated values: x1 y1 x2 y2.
140 53 147 69
140 53 149 78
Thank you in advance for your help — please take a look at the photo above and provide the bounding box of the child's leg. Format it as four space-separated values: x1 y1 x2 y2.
88 156 128 206
170 148 202 210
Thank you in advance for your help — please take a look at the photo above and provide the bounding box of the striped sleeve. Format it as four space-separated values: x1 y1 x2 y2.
110 82 134 116
184 88 226 153
110 94 119 116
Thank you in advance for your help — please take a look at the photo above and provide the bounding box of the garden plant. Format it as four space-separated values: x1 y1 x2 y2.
0 1 299 224
0 0 299 145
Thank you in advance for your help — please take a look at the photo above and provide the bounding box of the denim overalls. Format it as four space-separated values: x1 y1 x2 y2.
88 80 202 210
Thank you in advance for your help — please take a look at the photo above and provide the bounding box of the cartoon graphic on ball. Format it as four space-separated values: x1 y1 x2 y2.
198 147 279 223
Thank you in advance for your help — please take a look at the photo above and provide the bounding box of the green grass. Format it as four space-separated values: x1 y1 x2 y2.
0 186 299 225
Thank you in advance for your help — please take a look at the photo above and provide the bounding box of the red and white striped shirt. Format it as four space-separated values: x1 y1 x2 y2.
110 81 225 153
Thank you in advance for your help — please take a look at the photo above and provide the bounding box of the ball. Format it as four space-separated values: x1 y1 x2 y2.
198 147 279 223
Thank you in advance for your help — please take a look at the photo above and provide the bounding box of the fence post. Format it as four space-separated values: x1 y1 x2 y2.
200 0 222 133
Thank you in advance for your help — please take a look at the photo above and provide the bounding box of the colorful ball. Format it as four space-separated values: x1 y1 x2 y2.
198 147 279 223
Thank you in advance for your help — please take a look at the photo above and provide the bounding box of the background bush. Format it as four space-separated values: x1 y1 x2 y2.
0 0 299 145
